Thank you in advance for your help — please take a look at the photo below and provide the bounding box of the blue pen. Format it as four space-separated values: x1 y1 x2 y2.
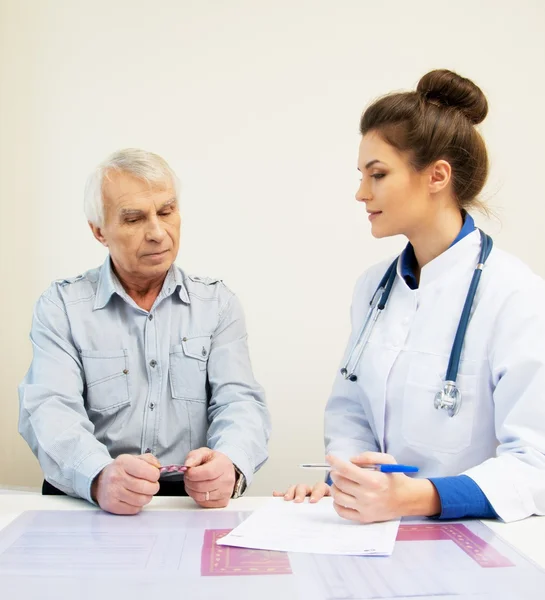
299 463 419 473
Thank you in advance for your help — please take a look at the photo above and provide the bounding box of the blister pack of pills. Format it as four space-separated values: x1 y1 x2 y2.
159 464 187 474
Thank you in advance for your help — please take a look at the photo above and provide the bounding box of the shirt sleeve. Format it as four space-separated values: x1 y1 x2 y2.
205 290 271 487
18 290 113 502
429 475 498 519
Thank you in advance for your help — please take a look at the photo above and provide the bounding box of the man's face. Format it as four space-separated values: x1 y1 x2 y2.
90 170 180 281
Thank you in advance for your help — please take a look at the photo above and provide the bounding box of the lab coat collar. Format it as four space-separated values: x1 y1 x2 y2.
396 228 482 289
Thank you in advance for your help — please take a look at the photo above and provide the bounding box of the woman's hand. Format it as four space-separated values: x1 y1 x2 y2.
327 451 440 523
273 481 331 503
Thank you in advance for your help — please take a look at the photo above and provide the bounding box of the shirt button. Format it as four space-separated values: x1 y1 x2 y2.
150 403 155 410
150 359 157 368
148 314 153 321
145 448 151 454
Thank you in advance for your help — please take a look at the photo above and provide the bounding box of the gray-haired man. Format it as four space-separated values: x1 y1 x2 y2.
19 148 270 514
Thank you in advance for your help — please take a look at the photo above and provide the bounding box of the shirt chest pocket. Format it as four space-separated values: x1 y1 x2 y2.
80 349 131 412
169 335 211 402
401 354 477 454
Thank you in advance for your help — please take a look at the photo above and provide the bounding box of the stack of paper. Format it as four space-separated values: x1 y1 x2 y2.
217 498 400 555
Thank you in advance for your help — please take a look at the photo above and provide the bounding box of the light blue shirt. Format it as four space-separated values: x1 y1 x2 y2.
19 258 270 502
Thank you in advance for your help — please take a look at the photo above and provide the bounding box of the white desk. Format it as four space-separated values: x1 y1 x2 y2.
0 494 544 565
1 494 544 599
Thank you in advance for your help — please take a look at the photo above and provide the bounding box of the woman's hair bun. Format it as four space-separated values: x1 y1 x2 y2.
417 69 488 125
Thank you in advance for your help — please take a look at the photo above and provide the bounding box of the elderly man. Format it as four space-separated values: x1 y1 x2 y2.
19 148 270 515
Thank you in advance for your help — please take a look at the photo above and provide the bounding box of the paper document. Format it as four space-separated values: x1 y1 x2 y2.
217 497 400 555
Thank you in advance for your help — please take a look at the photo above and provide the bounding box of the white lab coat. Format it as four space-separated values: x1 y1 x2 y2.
325 229 545 522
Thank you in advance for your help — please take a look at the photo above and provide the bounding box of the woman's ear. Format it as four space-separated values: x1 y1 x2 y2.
428 159 452 195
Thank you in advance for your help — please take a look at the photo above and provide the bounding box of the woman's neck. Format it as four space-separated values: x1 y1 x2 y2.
408 207 464 283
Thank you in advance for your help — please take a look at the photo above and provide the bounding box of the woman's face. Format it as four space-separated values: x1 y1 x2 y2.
356 131 438 239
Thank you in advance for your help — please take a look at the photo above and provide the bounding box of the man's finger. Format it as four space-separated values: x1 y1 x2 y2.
183 476 222 493
186 486 230 509
138 453 161 469
124 475 160 497
184 447 214 468
102 500 142 516
116 486 154 508
198 489 220 503
121 455 160 482
193 497 231 509
184 460 225 482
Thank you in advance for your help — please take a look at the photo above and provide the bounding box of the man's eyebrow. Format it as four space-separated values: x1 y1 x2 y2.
120 208 145 217
157 198 177 210
119 198 177 217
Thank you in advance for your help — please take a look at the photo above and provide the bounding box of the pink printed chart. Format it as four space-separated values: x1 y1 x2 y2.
396 523 514 568
203 522 514 577
201 529 292 576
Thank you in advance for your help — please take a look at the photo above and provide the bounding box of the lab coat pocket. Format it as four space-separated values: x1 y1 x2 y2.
169 335 211 402
80 349 131 412
401 355 476 454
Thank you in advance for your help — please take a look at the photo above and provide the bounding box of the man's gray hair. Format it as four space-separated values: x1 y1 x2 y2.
84 148 181 227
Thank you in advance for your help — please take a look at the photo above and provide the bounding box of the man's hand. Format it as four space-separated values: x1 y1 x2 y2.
183 448 236 508
92 453 161 515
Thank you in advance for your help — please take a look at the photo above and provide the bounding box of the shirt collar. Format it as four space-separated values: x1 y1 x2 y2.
161 264 190 304
400 212 476 290
93 258 190 310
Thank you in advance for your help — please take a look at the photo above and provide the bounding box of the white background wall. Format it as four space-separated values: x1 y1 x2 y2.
1 0 544 494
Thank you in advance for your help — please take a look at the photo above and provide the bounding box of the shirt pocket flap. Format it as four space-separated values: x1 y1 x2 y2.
181 335 211 362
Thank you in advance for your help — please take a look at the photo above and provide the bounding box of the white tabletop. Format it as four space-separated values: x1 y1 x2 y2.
1 494 544 568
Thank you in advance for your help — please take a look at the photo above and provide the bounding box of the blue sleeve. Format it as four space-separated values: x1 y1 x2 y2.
428 475 498 519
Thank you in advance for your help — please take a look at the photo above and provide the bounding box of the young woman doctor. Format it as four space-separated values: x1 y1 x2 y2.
275 69 545 523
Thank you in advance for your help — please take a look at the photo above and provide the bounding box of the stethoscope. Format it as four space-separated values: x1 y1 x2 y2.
340 229 493 417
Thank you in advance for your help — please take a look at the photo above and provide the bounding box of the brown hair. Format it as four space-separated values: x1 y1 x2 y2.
360 69 489 212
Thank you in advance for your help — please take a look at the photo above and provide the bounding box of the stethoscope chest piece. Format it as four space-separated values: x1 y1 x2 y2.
340 368 357 382
434 381 462 417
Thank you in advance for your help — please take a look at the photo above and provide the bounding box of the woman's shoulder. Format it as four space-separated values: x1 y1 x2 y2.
486 247 545 295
